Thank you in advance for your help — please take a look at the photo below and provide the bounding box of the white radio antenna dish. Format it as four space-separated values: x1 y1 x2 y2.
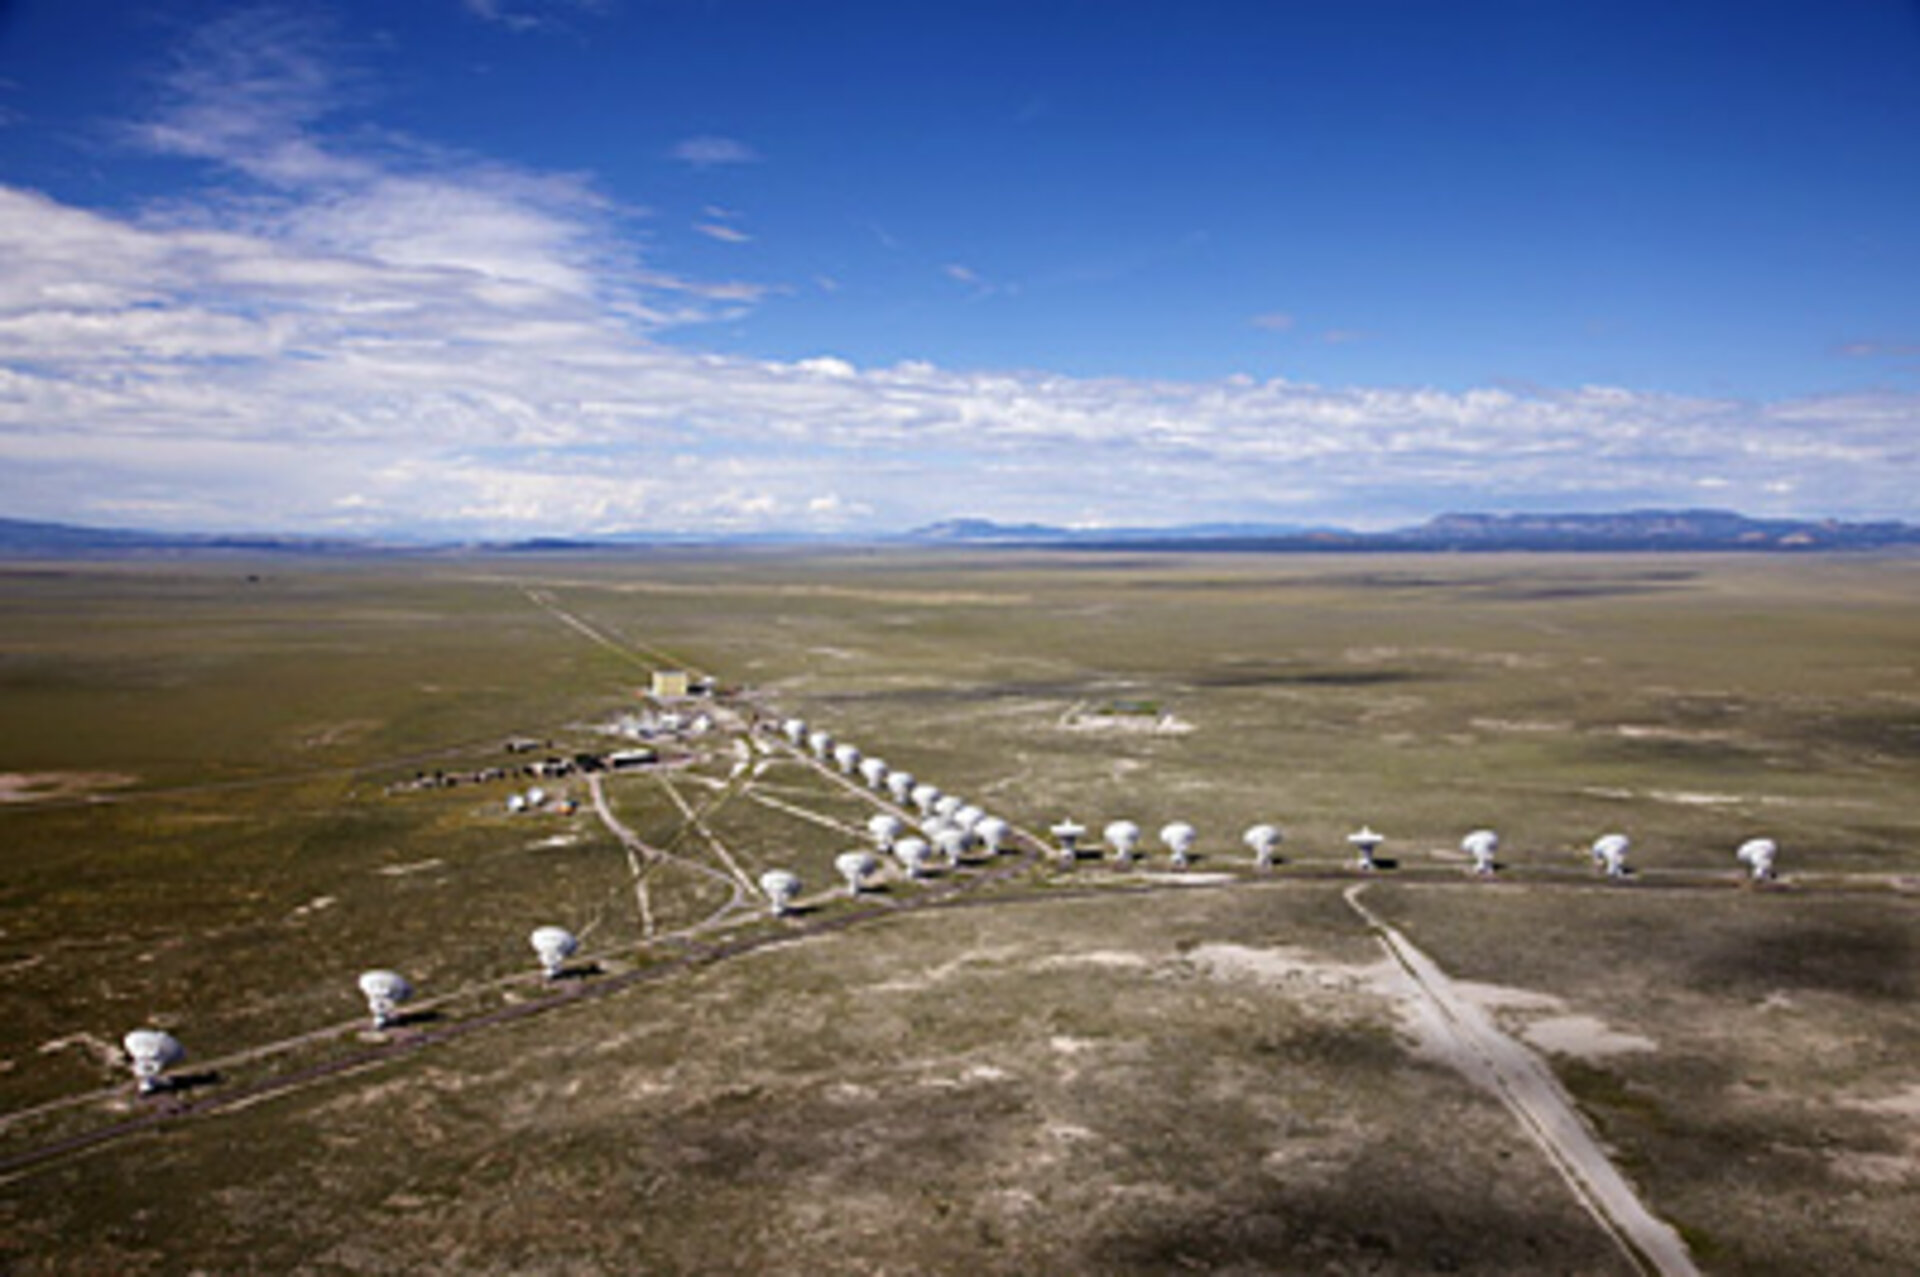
1347 826 1384 871
529 926 580 981
760 869 802 916
867 812 905 850
123 1029 184 1095
1160 821 1197 868
1243 823 1283 869
357 969 415 1030
1591 833 1631 878
835 850 878 895
1736 837 1777 881
1461 829 1500 876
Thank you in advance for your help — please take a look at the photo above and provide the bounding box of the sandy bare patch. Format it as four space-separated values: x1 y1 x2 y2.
1840 1084 1920 1120
0 770 137 804
295 719 381 750
1521 1015 1658 1059
1032 950 1151 972
513 576 1027 607
870 945 1022 993
1830 1084 1920 1184
1649 790 1746 806
1470 717 1573 733
1116 871 1239 886
1827 1151 1916 1184
1058 706 1194 735
1456 982 1657 1060
1453 980 1565 1014
376 859 445 877
1614 725 1735 742
1185 943 1388 995
38 1032 122 1068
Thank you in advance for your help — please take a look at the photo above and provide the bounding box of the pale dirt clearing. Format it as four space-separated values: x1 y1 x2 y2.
0 771 137 804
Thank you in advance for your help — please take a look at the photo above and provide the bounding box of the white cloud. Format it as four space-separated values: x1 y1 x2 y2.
670 135 761 167
462 0 608 34
0 12 1913 537
1249 311 1295 332
693 221 752 244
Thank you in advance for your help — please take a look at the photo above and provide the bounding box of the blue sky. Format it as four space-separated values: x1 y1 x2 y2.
1 0 1917 535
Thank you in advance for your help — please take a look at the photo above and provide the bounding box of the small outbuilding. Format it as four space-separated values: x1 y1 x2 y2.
651 670 692 699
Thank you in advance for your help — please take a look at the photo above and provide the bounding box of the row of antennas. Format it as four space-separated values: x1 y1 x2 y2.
778 717 1015 895
123 925 588 1095
1042 821 1780 881
122 710 1783 1095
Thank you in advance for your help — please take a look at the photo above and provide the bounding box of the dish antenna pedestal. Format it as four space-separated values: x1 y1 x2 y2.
1348 827 1384 871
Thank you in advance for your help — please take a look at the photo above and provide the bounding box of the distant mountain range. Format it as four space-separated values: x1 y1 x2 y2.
903 510 1920 552
0 518 404 556
3 510 1917 557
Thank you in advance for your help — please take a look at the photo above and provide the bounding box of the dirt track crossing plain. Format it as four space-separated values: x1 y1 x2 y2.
2 551 1916 1273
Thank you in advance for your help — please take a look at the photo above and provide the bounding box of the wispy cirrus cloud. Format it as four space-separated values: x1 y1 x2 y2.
462 0 609 34
670 135 761 167
694 221 753 244
1836 339 1920 361
943 261 1015 299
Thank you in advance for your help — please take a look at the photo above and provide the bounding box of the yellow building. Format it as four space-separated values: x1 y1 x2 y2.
650 669 692 699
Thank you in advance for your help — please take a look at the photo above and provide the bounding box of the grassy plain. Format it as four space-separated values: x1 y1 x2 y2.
1 550 1916 1272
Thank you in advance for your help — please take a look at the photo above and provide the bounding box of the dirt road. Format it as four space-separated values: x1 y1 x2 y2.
1344 883 1699 1277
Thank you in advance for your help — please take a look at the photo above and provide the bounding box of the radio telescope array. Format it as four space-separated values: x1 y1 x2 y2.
95 696 1806 1138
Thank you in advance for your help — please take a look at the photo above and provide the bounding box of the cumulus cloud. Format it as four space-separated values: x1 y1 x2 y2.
0 11 1914 537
